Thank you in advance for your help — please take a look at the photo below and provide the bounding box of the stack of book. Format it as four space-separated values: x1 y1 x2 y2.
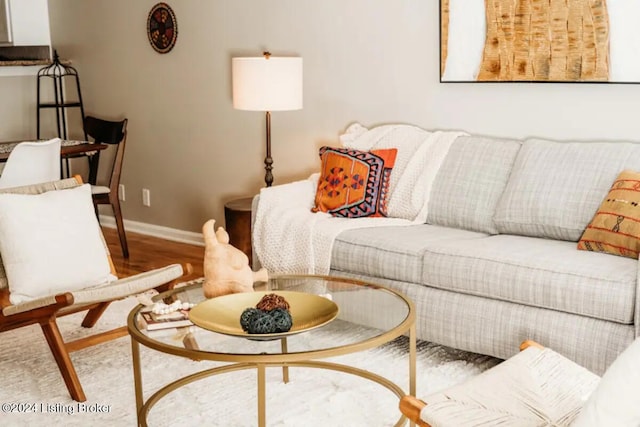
140 309 193 331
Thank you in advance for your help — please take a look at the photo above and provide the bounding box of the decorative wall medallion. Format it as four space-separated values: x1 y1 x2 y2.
147 3 178 54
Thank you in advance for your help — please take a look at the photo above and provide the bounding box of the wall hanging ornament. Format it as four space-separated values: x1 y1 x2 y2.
147 2 178 54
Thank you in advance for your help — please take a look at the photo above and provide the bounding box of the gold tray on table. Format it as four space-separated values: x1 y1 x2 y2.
189 291 339 341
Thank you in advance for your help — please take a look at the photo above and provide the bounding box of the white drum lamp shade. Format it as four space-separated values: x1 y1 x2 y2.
232 56 303 111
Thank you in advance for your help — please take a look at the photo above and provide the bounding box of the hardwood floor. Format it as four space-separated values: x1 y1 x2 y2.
101 227 204 279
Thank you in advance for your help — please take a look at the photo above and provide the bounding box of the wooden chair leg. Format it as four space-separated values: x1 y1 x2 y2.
81 301 111 328
40 318 86 402
111 197 129 259
399 395 430 427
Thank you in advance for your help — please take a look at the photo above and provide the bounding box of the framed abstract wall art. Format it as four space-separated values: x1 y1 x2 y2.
440 0 640 83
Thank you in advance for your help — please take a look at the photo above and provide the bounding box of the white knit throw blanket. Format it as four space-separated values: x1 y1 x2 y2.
253 126 467 274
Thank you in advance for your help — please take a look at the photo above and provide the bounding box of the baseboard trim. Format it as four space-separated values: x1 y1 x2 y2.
99 215 204 246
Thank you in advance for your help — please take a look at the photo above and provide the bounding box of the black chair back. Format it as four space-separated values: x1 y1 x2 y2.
84 116 126 145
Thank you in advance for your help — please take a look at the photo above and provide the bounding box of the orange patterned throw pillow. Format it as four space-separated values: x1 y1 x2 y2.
312 146 397 218
578 170 640 259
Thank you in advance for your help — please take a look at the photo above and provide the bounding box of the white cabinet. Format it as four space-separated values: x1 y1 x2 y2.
0 0 11 45
7 0 50 46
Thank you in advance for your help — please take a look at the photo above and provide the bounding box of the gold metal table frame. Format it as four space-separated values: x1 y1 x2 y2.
127 275 417 427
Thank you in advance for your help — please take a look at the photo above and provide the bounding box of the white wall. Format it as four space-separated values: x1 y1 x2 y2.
31 0 640 233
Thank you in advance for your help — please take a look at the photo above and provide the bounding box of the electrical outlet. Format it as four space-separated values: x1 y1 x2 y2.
118 184 125 201
142 188 151 207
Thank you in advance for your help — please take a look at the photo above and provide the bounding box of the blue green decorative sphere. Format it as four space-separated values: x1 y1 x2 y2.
270 308 293 332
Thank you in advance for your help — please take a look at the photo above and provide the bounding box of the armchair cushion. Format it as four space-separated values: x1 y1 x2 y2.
0 184 116 304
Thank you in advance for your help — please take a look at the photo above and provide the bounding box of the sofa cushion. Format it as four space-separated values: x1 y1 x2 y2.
420 234 636 324
427 135 521 234
331 224 487 284
494 138 640 241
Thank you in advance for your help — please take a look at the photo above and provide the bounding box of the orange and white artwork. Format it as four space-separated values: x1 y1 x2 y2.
440 0 640 82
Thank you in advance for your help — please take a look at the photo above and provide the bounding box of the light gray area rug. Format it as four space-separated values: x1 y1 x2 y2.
0 297 499 426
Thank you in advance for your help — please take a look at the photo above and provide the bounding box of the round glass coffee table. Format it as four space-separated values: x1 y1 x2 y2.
128 275 416 427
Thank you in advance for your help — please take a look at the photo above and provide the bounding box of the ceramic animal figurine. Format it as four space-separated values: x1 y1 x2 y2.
202 219 268 298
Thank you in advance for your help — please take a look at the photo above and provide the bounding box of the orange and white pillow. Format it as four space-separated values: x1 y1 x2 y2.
312 146 397 218
578 170 640 259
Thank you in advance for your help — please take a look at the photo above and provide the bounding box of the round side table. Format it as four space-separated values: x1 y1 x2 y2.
224 197 254 266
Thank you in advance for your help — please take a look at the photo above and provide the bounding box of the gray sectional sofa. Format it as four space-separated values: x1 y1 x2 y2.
257 134 640 374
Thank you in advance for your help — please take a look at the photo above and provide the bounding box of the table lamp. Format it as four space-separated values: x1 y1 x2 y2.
232 52 303 187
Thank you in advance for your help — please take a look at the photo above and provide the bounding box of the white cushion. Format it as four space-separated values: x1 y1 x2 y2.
573 337 640 427
0 184 116 304
90 185 110 195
